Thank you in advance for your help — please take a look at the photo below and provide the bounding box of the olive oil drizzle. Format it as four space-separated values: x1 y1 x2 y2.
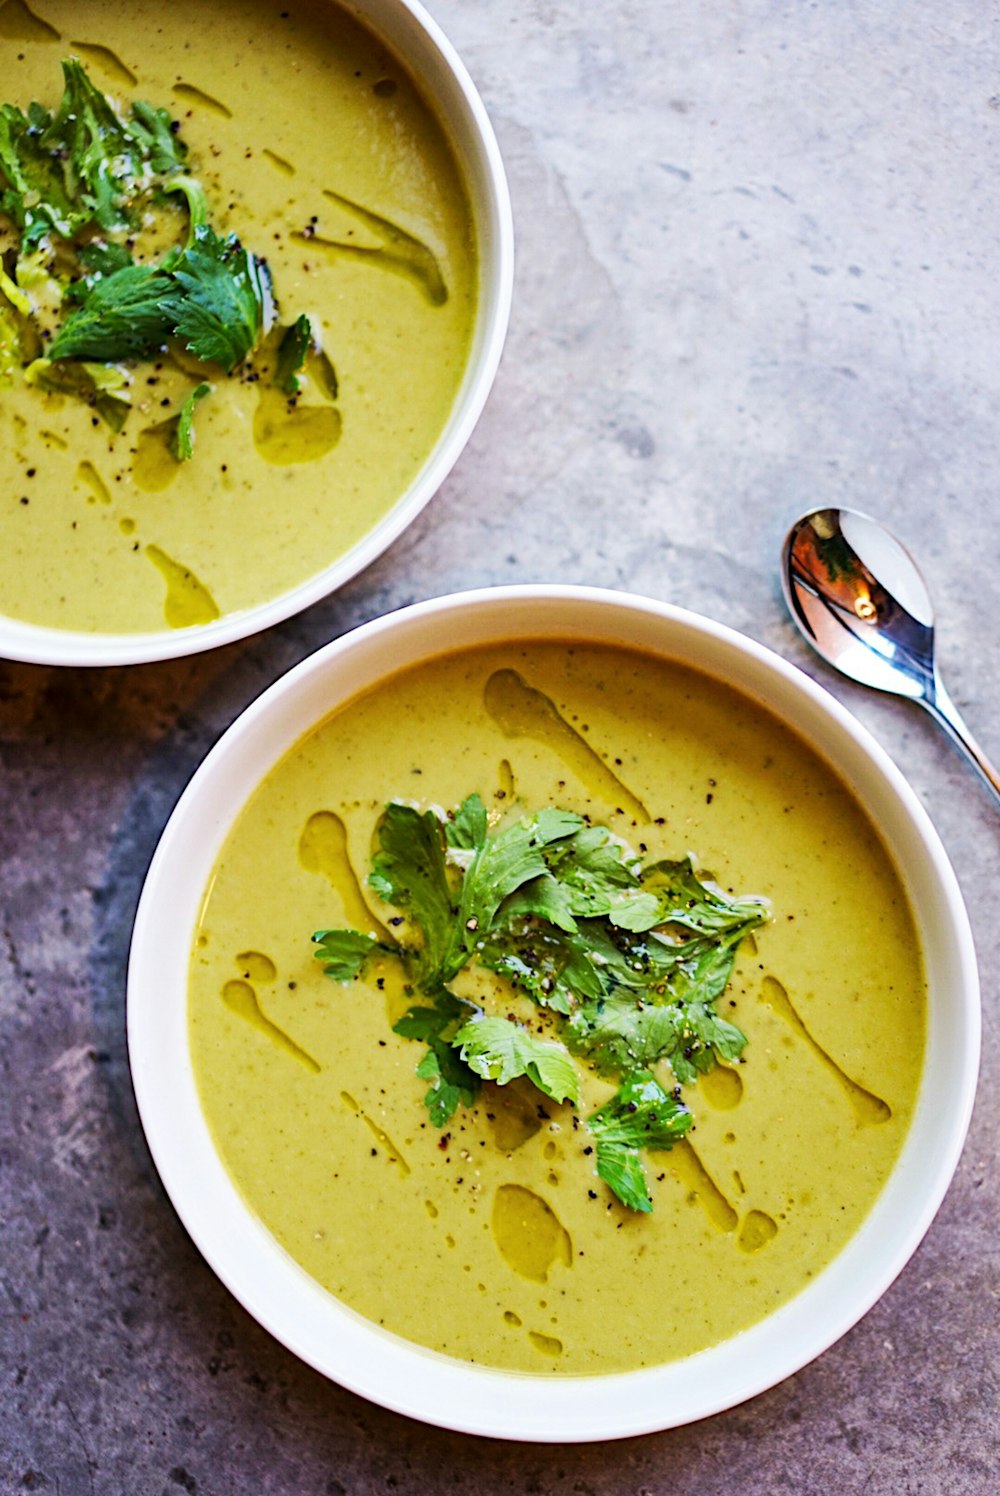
484 668 650 822
760 975 891 1124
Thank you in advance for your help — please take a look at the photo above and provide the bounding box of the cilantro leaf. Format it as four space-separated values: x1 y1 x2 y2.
312 793 768 1213
73 240 135 292
453 1014 580 1104
642 856 769 937
46 227 272 372
566 990 687 1075
477 917 604 1012
447 804 583 975
1 58 321 431
414 1049 476 1127
445 791 490 851
312 926 391 981
129 98 188 174
274 313 315 395
564 924 751 1083
43 58 142 233
588 1071 692 1212
544 824 660 930
369 802 455 985
165 224 272 371
0 60 188 246
393 992 480 1125
47 263 173 362
0 98 76 243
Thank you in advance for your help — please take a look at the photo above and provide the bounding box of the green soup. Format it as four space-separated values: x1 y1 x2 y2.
0 0 476 633
188 641 926 1374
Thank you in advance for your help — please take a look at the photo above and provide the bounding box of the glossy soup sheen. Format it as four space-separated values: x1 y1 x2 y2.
188 641 927 1375
0 0 476 633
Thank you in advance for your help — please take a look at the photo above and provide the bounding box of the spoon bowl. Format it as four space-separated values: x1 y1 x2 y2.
782 507 1000 809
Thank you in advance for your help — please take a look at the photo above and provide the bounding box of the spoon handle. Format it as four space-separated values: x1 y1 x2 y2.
923 675 1000 811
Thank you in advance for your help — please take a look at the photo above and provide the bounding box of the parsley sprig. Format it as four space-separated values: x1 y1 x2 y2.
313 794 768 1213
0 59 319 455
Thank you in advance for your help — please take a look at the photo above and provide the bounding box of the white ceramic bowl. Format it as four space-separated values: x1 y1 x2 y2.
127 586 980 1441
0 0 512 668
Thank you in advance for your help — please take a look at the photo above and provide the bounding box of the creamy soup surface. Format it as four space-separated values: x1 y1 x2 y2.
0 0 476 633
188 641 927 1375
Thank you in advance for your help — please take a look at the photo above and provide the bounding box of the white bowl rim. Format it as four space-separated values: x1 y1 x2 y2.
0 0 514 668
126 583 981 1441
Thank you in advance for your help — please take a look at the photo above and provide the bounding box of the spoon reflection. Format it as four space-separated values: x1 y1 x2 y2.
782 506 999 810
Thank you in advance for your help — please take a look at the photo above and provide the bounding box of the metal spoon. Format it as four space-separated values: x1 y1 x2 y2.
782 506 1000 809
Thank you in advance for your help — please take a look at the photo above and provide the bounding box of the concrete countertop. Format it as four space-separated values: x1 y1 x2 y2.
1 1 997 1491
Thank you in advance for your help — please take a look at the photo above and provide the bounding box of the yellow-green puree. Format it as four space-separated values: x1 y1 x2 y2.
188 642 927 1374
0 0 476 632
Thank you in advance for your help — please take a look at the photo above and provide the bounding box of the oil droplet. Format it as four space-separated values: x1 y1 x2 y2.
424 1200 439 1219
172 81 233 117
0 0 60 41
484 669 649 822
339 1090 409 1173
77 460 111 505
738 1209 778 1253
760 975 891 1125
119 517 136 536
221 980 320 1072
543 1139 558 1160
145 544 220 628
486 1078 543 1152
698 1063 744 1110
491 1184 571 1283
669 1139 738 1232
263 148 295 176
310 189 448 305
503 1310 522 1327
235 950 277 984
299 811 391 938
527 1330 563 1357
253 390 342 465
133 422 180 492
360 1115 410 1176
69 41 137 85
498 757 515 801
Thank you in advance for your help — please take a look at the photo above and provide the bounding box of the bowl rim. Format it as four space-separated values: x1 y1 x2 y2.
126 584 981 1441
0 0 514 668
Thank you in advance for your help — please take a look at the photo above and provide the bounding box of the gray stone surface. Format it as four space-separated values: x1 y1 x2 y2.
1 0 998 1491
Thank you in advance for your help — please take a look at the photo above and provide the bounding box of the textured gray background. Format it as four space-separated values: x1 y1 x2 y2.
2 0 998 1492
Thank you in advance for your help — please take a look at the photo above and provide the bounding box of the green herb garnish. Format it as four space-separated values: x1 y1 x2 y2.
165 225 273 372
47 263 174 363
0 59 324 448
274 313 315 395
587 1071 691 1213
313 794 769 1213
170 381 212 462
